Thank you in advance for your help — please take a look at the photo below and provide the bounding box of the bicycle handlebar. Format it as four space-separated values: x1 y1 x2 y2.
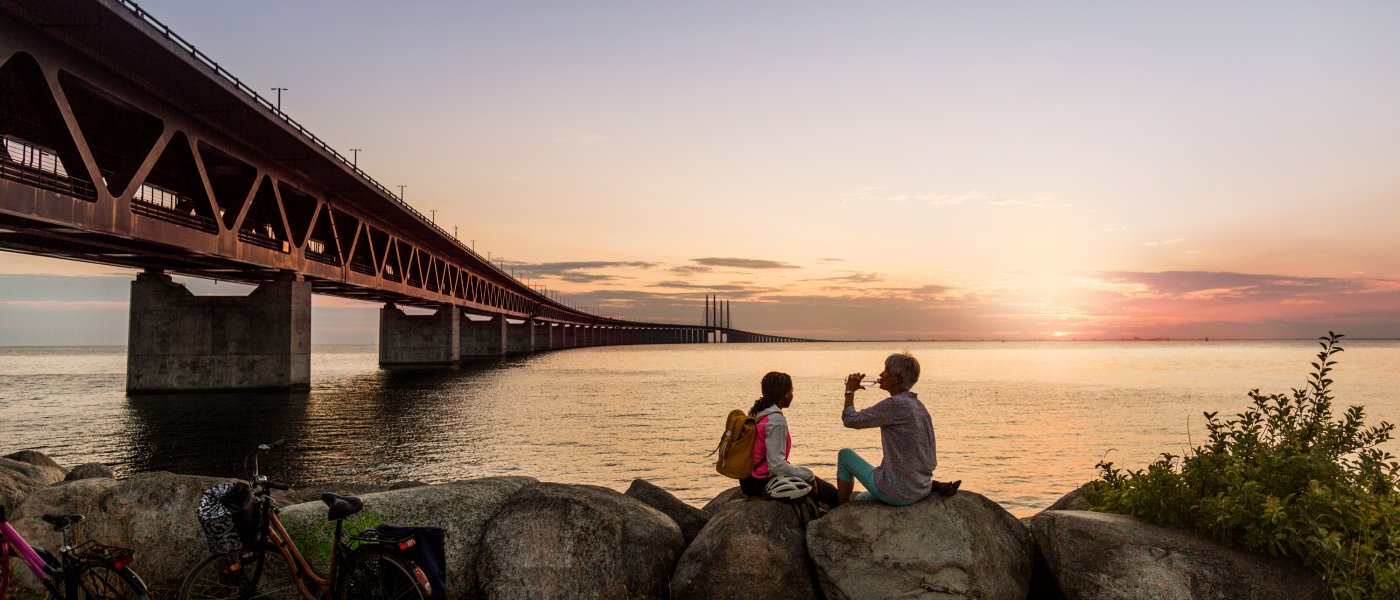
258 438 287 452
264 480 291 491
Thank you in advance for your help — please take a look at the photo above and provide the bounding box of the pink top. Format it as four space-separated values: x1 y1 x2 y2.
750 414 791 479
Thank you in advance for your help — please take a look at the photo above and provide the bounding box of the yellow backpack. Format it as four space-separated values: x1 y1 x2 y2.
709 409 758 479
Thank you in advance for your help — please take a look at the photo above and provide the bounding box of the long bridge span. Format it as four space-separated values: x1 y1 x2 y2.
0 0 805 393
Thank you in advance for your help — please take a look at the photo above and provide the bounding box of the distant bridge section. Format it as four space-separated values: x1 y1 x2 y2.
0 0 806 393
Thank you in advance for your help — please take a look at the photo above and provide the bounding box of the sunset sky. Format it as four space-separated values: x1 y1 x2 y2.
3 1 1399 344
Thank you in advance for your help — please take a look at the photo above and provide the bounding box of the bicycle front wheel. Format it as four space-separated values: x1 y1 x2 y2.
76 564 149 600
339 546 428 600
179 551 297 600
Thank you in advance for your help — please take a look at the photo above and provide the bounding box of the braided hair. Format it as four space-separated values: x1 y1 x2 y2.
749 371 793 417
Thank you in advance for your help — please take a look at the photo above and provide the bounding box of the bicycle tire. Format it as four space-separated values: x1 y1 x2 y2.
339 546 428 600
178 551 297 600
76 564 149 600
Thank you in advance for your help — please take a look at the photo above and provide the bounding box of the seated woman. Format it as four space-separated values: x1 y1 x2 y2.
838 352 960 505
740 371 838 508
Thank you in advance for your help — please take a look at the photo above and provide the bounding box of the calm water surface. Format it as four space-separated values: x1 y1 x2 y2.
2 341 1398 517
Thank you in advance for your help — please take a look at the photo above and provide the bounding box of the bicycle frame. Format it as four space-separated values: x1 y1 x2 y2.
249 495 344 600
2 520 54 585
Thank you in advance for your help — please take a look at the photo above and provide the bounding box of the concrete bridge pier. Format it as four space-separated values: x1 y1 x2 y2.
127 270 310 393
534 320 553 351
506 319 534 354
462 313 507 358
378 303 460 367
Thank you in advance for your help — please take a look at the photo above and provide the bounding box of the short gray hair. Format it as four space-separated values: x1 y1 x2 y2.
884 352 921 389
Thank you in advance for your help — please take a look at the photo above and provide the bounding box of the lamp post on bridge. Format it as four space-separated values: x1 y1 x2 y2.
350 148 361 168
271 87 287 112
397 185 406 201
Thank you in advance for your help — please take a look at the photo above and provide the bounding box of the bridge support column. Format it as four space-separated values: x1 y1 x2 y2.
462 314 507 358
379 303 460 367
506 319 533 354
127 270 310 393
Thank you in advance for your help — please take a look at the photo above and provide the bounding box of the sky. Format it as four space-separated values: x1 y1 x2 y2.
3 1 1400 344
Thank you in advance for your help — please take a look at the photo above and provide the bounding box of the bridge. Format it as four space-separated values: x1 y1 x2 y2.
0 0 806 393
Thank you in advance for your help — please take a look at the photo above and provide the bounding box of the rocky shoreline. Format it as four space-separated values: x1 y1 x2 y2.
2 450 1324 599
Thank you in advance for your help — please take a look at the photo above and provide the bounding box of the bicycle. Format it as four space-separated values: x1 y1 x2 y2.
0 504 150 600
179 439 434 600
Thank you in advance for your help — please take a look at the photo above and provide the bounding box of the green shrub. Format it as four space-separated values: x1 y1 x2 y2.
1084 333 1400 599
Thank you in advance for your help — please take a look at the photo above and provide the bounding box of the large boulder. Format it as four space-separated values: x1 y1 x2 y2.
65 462 116 481
0 467 46 510
806 491 1033 600
279 476 536 600
4 450 66 472
272 480 390 506
701 486 747 513
475 482 683 600
1027 510 1325 599
10 472 225 595
0 456 65 486
1042 483 1092 513
671 496 817 599
625 479 711 545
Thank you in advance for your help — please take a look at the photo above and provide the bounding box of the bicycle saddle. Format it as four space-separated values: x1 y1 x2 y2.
320 493 363 521
42 513 84 532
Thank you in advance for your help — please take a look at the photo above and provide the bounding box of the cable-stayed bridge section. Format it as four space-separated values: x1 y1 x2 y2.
0 0 803 393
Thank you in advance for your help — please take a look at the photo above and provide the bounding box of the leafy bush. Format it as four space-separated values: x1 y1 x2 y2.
1084 333 1400 598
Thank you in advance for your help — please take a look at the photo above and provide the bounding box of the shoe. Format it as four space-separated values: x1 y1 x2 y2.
933 479 961 497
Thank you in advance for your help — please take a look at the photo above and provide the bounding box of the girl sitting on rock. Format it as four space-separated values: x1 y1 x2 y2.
839 352 960 505
740 371 839 508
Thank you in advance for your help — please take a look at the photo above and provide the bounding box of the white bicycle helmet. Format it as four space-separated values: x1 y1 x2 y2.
765 475 812 500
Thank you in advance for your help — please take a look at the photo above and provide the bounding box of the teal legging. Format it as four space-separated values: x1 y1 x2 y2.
836 448 916 506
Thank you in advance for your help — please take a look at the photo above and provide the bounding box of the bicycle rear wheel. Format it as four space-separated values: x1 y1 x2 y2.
339 546 428 600
76 564 149 600
179 551 297 600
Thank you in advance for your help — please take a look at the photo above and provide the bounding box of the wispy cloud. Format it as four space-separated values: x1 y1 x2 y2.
692 257 799 270
669 265 713 276
651 281 757 291
506 261 658 283
1140 238 1186 247
805 272 883 284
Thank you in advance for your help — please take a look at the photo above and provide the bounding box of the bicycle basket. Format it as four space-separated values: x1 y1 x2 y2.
196 481 256 553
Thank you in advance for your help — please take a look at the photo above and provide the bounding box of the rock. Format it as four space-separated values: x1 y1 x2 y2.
1042 483 1092 513
476 482 683 599
0 457 65 486
0 467 46 509
1027 510 1325 599
625 479 711 545
279 476 536 599
4 449 66 472
671 496 817 599
64 462 116 481
271 481 390 506
702 486 747 513
807 491 1033 600
10 472 226 596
